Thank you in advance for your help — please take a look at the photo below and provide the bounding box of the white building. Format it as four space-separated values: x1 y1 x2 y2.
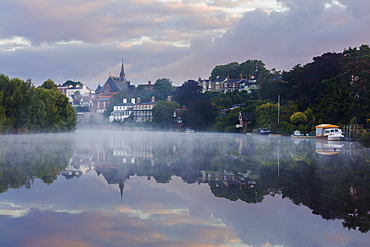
109 98 134 122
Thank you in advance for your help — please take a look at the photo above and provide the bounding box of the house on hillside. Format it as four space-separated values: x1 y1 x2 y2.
237 112 253 133
96 97 111 113
239 77 259 93
109 98 134 123
173 106 187 130
222 79 243 93
132 97 157 122
198 77 226 92
198 76 259 93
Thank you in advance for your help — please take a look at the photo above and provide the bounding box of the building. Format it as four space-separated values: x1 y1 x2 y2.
132 97 157 122
198 77 226 92
95 60 134 112
58 84 94 103
108 98 134 122
173 105 187 130
198 76 259 93
236 112 253 133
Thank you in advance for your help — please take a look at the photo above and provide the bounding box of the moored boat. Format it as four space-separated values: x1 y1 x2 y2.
315 124 344 141
291 130 316 139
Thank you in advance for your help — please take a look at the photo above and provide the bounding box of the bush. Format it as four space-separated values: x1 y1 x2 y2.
360 132 370 147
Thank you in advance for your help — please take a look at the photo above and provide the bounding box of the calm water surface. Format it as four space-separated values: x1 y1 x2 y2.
0 130 369 247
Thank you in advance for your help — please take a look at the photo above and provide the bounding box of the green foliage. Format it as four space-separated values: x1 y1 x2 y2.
316 75 354 124
254 103 278 129
183 101 218 131
360 132 370 147
172 80 206 106
62 80 83 88
153 78 174 100
290 112 308 125
212 109 240 132
152 100 179 129
133 85 152 102
75 106 89 112
0 74 76 133
210 60 269 80
29 87 77 132
40 79 59 91
279 121 296 135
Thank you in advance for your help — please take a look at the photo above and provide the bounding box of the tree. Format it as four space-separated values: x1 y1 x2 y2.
183 101 218 130
0 76 32 130
316 75 354 124
172 80 206 106
29 87 76 132
210 62 239 79
153 78 174 100
212 109 240 132
238 59 269 79
290 112 308 125
133 85 152 102
40 79 59 91
152 100 179 129
0 91 11 132
254 103 278 129
62 80 83 88
0 74 76 133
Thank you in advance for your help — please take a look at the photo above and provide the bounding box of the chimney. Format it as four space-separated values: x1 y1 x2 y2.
167 96 171 101
151 96 155 103
137 97 141 104
182 105 186 110
123 98 127 103
148 81 152 85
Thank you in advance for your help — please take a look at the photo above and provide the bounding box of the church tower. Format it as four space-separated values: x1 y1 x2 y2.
119 59 127 82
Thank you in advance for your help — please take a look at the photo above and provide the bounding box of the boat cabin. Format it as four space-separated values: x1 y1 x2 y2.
315 124 344 140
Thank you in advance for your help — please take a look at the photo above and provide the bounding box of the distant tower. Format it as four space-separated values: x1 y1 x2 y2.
119 58 126 82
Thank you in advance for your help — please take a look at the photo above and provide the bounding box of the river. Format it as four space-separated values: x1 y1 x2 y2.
0 130 369 247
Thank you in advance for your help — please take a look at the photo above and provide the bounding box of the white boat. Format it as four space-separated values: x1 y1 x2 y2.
291 130 316 139
315 124 344 141
325 128 344 141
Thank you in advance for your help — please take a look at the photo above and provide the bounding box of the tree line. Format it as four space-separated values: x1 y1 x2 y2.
111 44 370 134
0 74 77 133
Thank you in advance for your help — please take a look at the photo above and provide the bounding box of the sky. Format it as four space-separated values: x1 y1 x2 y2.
1 0 370 88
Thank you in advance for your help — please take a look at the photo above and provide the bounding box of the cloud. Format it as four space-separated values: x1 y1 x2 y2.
0 0 369 88
147 0 370 84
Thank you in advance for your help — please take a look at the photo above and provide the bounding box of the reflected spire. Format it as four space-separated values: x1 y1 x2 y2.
119 181 125 203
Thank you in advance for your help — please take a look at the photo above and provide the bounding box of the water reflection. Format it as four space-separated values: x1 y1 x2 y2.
0 130 369 246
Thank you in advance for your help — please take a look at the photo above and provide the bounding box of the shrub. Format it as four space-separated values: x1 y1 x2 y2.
360 132 370 147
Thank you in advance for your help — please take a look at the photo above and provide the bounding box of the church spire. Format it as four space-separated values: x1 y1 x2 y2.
119 58 126 81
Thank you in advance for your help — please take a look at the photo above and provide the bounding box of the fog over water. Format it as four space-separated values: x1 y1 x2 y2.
0 130 369 247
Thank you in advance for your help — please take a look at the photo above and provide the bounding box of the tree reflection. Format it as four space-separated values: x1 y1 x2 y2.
2 132 369 233
85 133 370 233
0 135 74 193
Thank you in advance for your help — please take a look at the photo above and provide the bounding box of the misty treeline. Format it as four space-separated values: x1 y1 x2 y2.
112 44 370 134
0 74 77 133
